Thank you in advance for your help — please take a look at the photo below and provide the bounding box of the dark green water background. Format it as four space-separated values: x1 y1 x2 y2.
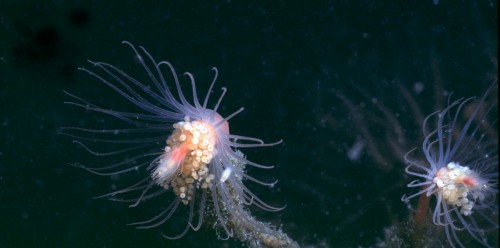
0 1 497 247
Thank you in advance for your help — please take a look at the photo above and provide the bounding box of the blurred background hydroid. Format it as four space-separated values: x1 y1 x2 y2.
0 1 497 247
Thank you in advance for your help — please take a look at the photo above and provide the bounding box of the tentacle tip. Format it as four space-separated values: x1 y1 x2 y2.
68 163 82 168
92 195 106 200
269 180 279 188
220 230 233 240
277 204 287 211
129 203 139 208
160 232 179 240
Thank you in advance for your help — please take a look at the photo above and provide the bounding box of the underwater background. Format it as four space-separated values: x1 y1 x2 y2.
0 1 497 247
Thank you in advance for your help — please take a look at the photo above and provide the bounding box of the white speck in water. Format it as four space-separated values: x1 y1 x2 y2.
413 81 424 94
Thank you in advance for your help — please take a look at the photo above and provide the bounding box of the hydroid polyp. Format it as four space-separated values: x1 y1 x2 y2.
61 41 291 245
402 83 498 247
